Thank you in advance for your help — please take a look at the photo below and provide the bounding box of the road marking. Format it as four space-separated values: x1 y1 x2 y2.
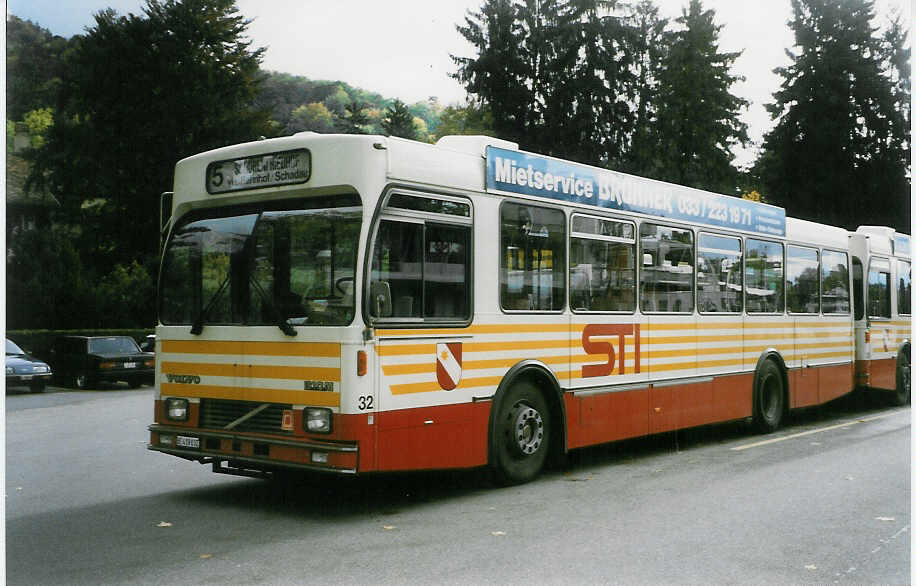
730 412 901 451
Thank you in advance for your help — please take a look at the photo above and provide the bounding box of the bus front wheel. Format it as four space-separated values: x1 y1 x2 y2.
492 381 550 485
753 360 784 433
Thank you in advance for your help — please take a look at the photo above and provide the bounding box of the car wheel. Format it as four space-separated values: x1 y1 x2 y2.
492 380 550 485
74 372 92 390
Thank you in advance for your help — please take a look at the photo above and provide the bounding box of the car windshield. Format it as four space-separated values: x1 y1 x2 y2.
89 337 141 354
159 194 361 328
6 339 25 355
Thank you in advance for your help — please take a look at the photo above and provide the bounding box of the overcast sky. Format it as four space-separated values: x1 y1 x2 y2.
7 0 911 165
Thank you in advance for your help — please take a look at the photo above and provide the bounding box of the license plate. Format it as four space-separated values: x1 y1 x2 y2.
176 436 200 449
20 375 33 380
124 362 137 368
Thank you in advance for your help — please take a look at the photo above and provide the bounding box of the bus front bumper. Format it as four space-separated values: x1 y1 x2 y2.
148 424 358 476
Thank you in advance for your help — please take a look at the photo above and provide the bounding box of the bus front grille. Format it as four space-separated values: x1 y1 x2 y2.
199 399 293 435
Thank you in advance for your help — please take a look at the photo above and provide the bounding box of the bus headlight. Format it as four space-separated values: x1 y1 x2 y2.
304 407 332 433
165 398 189 421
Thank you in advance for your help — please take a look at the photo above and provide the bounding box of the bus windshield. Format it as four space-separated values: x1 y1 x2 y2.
159 194 361 329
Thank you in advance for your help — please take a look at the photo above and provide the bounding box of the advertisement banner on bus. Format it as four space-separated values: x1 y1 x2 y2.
485 146 786 237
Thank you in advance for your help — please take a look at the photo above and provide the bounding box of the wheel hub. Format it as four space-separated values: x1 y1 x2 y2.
510 404 543 455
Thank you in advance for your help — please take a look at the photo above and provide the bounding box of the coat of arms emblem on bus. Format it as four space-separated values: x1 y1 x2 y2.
436 342 462 390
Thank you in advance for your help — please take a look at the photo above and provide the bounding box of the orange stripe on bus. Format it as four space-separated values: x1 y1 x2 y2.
160 361 341 382
159 383 340 406
161 340 341 358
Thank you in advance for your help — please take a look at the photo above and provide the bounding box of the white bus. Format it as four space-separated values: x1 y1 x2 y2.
148 133 910 483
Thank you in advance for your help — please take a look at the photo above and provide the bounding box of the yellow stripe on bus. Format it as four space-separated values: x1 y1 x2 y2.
376 320 852 338
160 361 341 382
161 340 341 358
160 383 340 406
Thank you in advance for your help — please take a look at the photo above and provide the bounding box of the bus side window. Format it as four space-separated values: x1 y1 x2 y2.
867 258 891 319
786 245 819 314
697 233 742 313
898 260 911 315
569 215 635 313
745 239 784 314
424 223 470 319
500 202 566 311
639 223 694 313
822 250 850 314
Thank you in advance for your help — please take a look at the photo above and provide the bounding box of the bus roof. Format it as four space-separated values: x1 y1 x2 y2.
171 133 907 254
857 226 911 258
785 217 850 251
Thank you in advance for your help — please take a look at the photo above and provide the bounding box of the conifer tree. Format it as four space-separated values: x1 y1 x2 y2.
756 0 909 231
624 0 668 176
381 99 418 139
649 0 748 194
29 0 271 270
339 100 371 134
452 0 533 147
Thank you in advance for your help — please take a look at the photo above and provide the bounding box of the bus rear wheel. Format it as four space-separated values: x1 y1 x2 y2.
892 352 910 406
753 360 784 433
492 381 550 485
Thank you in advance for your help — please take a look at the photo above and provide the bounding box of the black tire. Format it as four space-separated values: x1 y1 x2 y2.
74 372 93 390
753 359 785 433
892 352 910 406
492 380 550 485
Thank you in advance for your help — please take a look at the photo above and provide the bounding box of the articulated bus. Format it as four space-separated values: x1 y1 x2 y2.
148 133 910 483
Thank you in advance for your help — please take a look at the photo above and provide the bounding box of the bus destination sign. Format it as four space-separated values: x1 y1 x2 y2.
206 149 311 194
485 146 786 237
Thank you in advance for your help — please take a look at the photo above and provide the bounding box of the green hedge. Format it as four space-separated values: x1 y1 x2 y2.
6 329 155 361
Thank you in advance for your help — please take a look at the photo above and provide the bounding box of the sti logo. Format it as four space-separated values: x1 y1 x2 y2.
581 324 641 377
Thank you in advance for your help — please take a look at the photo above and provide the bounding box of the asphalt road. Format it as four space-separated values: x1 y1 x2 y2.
5 385 911 585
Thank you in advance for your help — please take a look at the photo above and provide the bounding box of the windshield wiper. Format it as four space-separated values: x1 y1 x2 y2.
248 276 297 337
190 273 231 335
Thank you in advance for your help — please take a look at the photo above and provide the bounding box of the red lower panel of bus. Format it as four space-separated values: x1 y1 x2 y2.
818 362 856 403
791 362 854 407
372 402 491 472
566 373 754 450
857 358 898 390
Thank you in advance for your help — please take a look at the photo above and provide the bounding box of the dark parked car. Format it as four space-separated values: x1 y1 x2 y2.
50 335 154 389
6 338 53 393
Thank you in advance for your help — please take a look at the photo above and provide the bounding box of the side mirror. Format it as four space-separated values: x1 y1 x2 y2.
370 281 392 317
